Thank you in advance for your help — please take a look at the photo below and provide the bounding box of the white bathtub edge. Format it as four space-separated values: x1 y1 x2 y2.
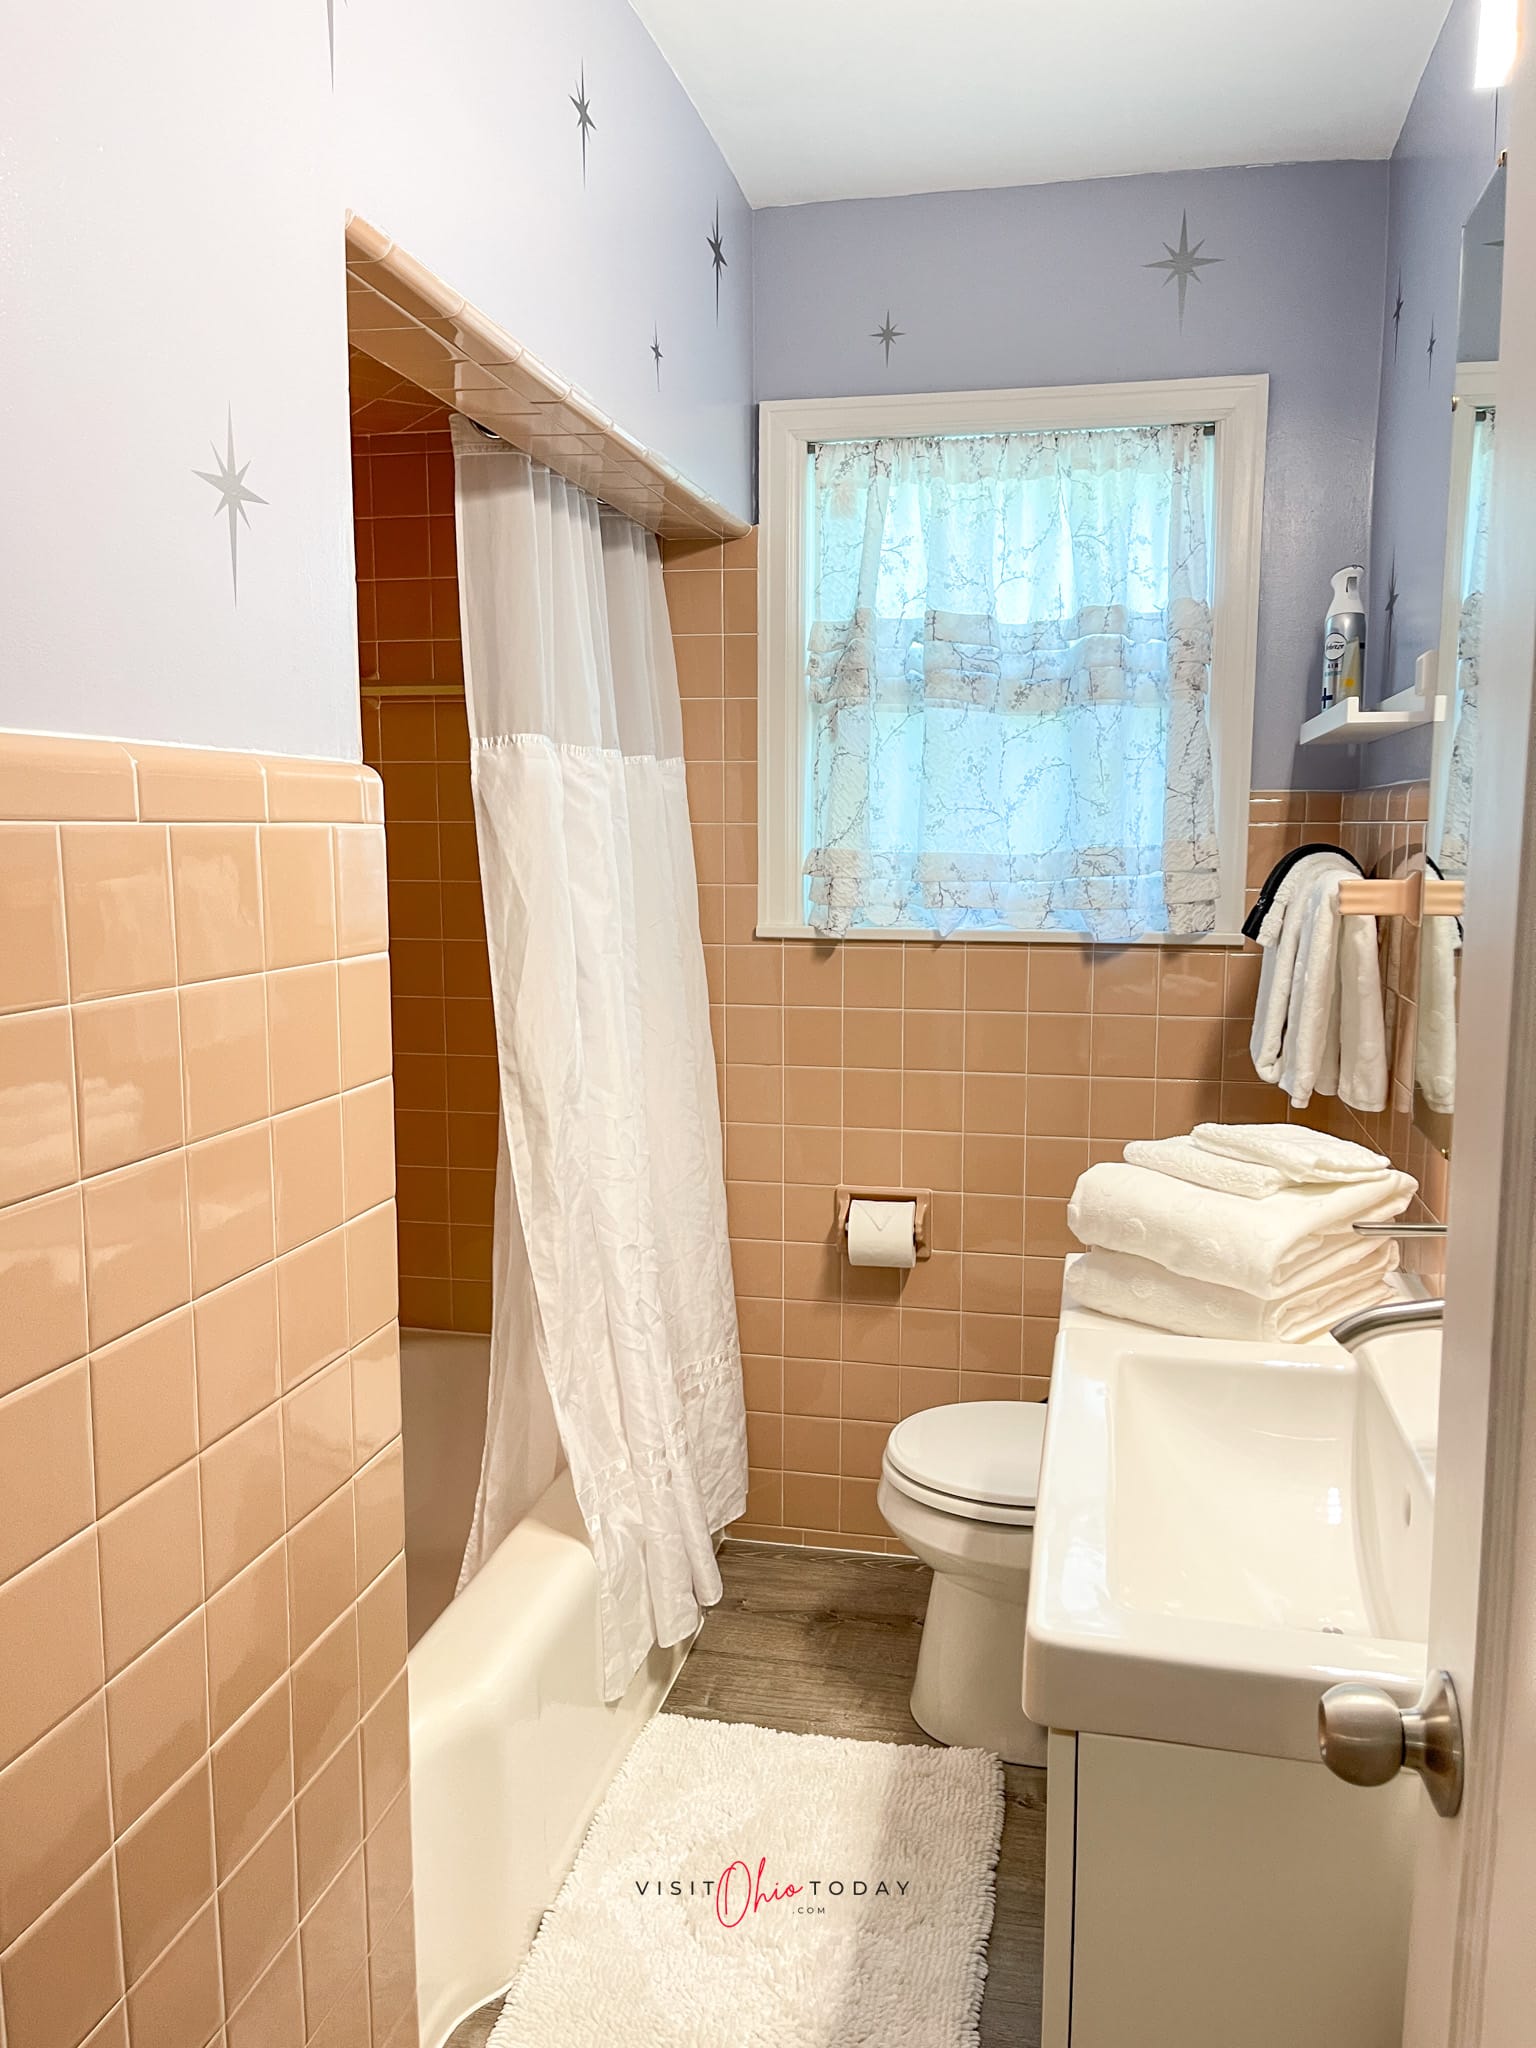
409 1466 692 2048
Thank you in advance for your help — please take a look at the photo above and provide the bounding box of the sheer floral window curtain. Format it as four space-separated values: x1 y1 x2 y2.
803 422 1219 938
1440 408 1495 877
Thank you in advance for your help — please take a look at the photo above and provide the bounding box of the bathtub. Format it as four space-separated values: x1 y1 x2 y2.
401 1329 690 2046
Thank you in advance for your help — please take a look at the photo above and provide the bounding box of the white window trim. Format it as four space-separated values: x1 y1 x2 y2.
756 374 1269 944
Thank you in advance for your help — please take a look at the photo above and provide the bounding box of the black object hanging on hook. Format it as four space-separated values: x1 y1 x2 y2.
1241 843 1364 941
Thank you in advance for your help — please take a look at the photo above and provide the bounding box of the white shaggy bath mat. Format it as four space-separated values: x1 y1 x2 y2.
488 1713 1004 2048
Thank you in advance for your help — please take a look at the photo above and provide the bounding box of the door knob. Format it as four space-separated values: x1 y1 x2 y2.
1317 1669 1464 1817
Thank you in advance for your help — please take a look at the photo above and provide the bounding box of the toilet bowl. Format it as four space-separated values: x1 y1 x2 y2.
878 1400 1049 1767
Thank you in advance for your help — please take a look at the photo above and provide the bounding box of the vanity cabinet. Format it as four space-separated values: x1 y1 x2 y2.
1041 1729 1417 2048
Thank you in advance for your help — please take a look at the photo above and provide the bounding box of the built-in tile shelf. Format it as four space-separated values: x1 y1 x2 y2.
1299 683 1447 749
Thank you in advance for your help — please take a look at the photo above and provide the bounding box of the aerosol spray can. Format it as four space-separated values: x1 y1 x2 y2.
1321 566 1366 711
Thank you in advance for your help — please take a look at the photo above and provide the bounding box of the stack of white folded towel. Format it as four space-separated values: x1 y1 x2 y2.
1064 1123 1416 1342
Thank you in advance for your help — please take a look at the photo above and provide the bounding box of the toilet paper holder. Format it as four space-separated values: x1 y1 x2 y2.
835 1185 932 1261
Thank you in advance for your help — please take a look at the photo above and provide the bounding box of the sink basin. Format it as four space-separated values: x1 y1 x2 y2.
1024 1300 1435 1762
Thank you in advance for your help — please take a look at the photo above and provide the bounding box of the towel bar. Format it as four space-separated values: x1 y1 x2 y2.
1336 874 1465 919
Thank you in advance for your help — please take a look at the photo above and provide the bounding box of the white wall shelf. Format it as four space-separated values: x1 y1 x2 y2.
1299 682 1446 748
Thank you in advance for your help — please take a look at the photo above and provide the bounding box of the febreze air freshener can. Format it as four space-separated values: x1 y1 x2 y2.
1321 565 1366 710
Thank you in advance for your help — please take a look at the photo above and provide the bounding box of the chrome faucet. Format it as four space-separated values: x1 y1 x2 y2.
1329 1295 1444 1352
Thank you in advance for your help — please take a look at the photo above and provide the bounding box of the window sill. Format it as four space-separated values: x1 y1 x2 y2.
755 922 1250 948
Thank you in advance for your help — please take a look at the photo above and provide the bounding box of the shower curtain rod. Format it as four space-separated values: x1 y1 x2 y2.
345 214 749 543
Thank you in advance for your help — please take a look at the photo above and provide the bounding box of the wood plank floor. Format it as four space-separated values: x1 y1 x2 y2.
446 1539 1046 2047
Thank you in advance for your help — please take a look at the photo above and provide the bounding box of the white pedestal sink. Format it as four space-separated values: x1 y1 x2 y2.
1025 1287 1438 2048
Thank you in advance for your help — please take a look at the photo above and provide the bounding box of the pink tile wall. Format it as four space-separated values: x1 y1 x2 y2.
0 732 416 2048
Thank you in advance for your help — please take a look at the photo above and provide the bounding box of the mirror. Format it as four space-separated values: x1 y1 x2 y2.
1413 162 1502 1153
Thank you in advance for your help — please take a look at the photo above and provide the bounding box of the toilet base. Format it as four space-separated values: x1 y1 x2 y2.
911 1570 1048 1767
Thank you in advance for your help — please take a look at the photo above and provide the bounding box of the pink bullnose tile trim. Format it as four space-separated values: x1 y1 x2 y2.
0 734 137 823
262 757 370 826
128 745 267 824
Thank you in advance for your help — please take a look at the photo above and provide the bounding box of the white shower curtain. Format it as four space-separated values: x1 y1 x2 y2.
451 419 747 1699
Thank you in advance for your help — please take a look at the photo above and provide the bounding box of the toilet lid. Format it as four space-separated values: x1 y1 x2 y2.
885 1401 1047 1512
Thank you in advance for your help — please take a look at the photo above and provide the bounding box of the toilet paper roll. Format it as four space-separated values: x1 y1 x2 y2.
846 1198 918 1269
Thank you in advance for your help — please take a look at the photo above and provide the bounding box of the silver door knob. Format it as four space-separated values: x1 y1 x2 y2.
1317 1669 1464 1817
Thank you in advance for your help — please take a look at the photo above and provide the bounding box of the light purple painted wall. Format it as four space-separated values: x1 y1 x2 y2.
753 161 1391 789
1363 0 1505 785
340 0 754 524
0 0 754 755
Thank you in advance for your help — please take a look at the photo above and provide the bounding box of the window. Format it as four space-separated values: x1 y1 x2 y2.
757 377 1267 942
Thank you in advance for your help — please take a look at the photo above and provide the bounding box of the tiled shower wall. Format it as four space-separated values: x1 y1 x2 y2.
0 733 416 2048
353 427 461 693
352 417 496 1337
359 696 495 1337
662 534 1449 1550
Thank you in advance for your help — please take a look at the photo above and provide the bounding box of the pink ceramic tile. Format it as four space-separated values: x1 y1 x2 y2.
338 957 392 1091
277 1230 350 1392
261 827 338 970
72 991 184 1177
271 1098 346 1257
130 745 267 823
341 1082 396 1220
0 1851 124 2048
104 1609 209 1832
60 825 176 1000
0 732 136 823
0 1006 79 1206
0 1530 104 1769
89 1308 197 1515
264 760 368 826
0 1186 88 1399
268 965 342 1114
186 1124 276 1296
82 1151 191 1349
0 1693 113 1951
170 824 264 983
192 1263 281 1447
96 1459 203 1678
0 824 69 1014
334 827 389 958
282 1358 354 1526
180 974 270 1141
344 1205 398 1349
0 1358 94 1589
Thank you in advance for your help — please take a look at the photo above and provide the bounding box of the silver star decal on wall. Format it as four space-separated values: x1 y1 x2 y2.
1392 272 1404 360
1145 211 1222 328
195 409 267 602
651 326 664 390
871 311 903 365
708 206 727 321
1427 318 1437 382
571 67 595 183
1383 553 1399 687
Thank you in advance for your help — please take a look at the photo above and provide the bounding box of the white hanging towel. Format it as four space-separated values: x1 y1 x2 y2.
1249 854 1388 1111
1066 1160 1416 1294
1414 913 1459 1114
1250 853 1352 1084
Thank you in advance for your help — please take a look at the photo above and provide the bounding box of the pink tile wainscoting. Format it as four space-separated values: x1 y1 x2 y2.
0 731 416 2048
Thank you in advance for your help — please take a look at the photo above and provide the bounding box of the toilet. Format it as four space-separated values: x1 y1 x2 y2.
877 1400 1049 1767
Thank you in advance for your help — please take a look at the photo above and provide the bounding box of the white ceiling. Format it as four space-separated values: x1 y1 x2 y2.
629 0 1452 208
